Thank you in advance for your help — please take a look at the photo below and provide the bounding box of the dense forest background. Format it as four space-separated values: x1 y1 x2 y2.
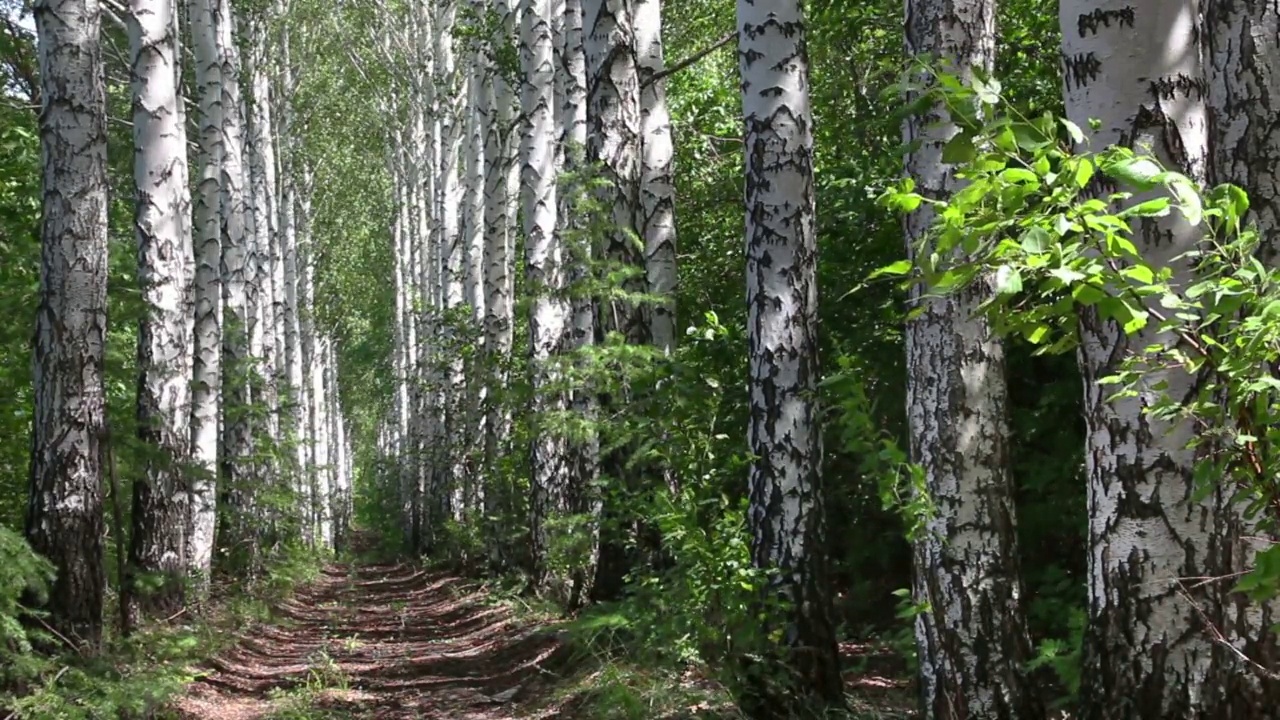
5 0 1280 717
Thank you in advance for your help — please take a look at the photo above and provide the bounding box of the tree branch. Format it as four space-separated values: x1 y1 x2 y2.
642 31 736 89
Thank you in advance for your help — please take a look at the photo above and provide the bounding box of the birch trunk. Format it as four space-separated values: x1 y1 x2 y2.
187 0 222 583
737 0 843 713
1060 2 1216 718
583 0 644 344
297 168 318 544
276 7 310 535
559 0 600 609
127 0 195 618
902 1 1040 717
311 335 332 548
216 0 254 567
27 0 109 647
248 18 279 452
1203 1 1280 711
462 52 487 528
634 0 675 354
482 0 519 568
521 0 570 587
436 0 466 525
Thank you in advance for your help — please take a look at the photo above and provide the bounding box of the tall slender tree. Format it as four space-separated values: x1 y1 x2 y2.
737 0 843 714
27 0 109 649
634 0 675 354
216 0 255 566
583 0 644 344
127 0 195 618
902 1 1040 717
1060 2 1215 718
481 0 518 568
521 0 570 590
187 0 222 585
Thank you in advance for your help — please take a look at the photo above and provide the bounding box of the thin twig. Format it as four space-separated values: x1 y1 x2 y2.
1180 581 1280 682
643 31 737 89
34 616 79 653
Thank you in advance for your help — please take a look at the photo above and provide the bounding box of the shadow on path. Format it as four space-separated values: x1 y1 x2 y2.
175 563 570 719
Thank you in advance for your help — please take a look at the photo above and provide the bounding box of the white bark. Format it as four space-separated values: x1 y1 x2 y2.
127 0 195 614
1060 2 1214 717
311 334 333 548
248 18 279 447
215 0 253 564
482 0 519 566
634 0 676 354
738 0 843 711
187 0 221 580
1202 2 1280 712
584 0 644 344
29 0 109 645
521 0 569 584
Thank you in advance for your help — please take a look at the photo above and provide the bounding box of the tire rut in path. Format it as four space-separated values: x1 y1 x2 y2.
176 563 565 719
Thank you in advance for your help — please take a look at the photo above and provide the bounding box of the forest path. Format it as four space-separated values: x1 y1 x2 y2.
175 561 566 719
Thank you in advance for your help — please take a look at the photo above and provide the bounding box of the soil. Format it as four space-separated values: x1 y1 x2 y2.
174 562 569 719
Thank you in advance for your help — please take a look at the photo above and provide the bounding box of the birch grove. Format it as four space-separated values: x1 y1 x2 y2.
18 0 1280 716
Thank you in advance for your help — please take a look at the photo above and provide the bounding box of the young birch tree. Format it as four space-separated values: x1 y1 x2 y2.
633 0 675 354
521 0 570 590
216 0 255 565
1202 1 1280 712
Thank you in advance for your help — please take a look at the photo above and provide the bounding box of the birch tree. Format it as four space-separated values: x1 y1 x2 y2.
1202 1 1280 711
737 0 843 714
216 0 255 564
634 0 675 354
127 0 195 617
1060 2 1215 717
521 0 570 590
901 0 1039 716
187 0 222 584
583 0 644 344
27 0 109 647
481 0 519 566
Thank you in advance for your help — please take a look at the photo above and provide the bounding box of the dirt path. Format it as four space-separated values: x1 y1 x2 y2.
175 563 566 719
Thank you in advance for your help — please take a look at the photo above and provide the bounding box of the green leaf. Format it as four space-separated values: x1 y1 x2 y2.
1121 265 1155 284
1118 197 1171 219
1169 177 1203 226
995 265 1023 295
1073 158 1095 188
1060 118 1085 145
1020 226 1053 254
1106 156 1164 190
870 260 913 279
942 133 977 164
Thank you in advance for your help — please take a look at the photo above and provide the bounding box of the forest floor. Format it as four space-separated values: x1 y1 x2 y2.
172 556 913 720
173 560 573 719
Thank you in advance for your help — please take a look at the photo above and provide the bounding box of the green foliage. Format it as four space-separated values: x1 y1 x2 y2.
880 65 1280 700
